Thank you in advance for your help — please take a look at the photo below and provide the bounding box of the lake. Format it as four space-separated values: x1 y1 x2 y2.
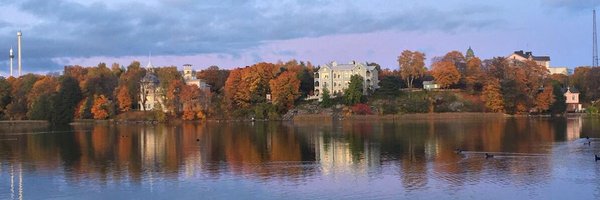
0 116 599 199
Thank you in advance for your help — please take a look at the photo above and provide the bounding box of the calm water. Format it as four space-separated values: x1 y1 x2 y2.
0 117 599 199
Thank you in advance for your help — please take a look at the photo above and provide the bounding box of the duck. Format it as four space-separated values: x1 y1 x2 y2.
454 148 463 154
586 136 590 140
485 153 494 159
585 141 591 145
596 154 600 162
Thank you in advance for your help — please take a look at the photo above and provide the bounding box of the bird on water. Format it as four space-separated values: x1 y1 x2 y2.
595 154 599 162
454 148 463 154
485 153 494 159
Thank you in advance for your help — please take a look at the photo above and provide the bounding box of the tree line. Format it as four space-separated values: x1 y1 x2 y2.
1 49 599 124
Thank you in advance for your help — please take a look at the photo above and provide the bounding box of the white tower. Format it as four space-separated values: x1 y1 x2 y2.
17 31 22 76
9 48 13 77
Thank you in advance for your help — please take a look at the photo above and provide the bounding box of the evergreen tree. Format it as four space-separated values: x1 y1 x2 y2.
550 81 566 114
321 87 333 108
27 97 53 120
51 76 82 125
344 75 364 106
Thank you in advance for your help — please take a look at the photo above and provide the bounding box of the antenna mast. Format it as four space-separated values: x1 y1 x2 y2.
594 10 598 67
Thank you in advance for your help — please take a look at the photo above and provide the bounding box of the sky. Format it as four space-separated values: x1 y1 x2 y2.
0 0 598 75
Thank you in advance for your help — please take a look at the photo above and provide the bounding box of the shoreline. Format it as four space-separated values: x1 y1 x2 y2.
0 112 587 125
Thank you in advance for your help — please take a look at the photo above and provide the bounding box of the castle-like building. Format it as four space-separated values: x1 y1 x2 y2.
311 61 379 100
139 61 210 111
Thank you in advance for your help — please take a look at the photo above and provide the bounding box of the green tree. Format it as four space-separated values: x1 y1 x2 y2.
0 77 11 119
321 87 333 108
376 75 402 97
27 97 53 120
550 81 567 114
344 75 364 105
51 76 82 125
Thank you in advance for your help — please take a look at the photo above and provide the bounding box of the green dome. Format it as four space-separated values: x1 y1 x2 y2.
466 46 475 59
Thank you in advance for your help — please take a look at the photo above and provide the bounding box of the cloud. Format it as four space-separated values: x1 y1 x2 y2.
542 0 600 11
0 0 502 72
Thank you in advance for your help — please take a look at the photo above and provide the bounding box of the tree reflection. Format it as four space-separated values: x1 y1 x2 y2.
0 116 588 192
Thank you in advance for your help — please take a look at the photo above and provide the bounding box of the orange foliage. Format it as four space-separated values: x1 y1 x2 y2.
116 85 132 112
482 79 504 113
431 61 461 89
224 62 280 110
27 76 58 107
398 50 426 88
91 95 109 119
534 85 555 112
181 84 205 120
464 57 482 90
166 79 185 114
269 71 300 109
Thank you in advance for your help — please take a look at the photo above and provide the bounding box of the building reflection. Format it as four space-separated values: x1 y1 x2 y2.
0 116 587 194
566 117 582 141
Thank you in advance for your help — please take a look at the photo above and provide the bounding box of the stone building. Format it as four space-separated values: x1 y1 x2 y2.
139 61 166 111
139 62 210 112
312 61 379 100
182 64 210 90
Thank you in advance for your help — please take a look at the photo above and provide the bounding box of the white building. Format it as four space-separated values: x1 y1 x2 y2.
312 61 379 100
182 64 210 91
507 50 568 75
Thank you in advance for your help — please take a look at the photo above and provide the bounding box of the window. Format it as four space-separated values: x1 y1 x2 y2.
315 81 319 87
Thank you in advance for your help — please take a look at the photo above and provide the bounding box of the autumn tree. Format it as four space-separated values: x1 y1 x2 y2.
156 66 182 94
181 84 203 120
570 67 589 101
482 78 504 113
224 68 244 111
118 61 145 110
6 74 39 120
439 51 466 73
223 62 280 113
344 75 365 105
166 79 185 114
464 57 483 92
197 65 230 94
279 60 315 97
534 85 554 113
26 76 59 120
269 71 301 110
91 95 109 119
111 63 123 78
27 76 58 110
431 61 461 89
83 63 118 98
116 85 132 112
398 50 426 88
583 67 600 101
519 60 549 109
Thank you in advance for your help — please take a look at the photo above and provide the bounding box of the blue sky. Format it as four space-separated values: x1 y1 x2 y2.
0 0 598 75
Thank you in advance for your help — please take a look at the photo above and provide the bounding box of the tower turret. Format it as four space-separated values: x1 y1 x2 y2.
9 47 13 77
17 31 22 76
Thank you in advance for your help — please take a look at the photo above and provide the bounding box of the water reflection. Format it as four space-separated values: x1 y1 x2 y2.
0 117 598 199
